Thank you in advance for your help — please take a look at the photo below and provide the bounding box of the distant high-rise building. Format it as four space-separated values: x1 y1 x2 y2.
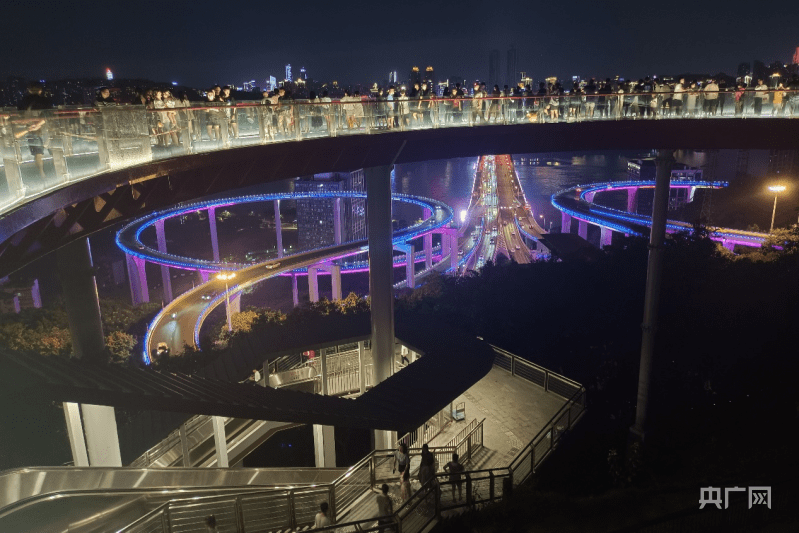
488 50 500 87
410 66 421 86
285 64 292 82
265 76 276 91
752 60 766 82
793 47 799 65
294 171 366 250
388 71 398 84
737 62 751 79
300 67 307 80
425 66 434 84
106 68 113 81
506 45 518 87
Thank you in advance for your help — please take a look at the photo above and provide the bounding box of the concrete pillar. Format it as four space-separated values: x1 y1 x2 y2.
627 188 638 214
405 245 415 289
126 254 149 306
57 238 105 362
229 291 241 315
329 265 342 300
31 279 42 308
358 341 366 395
63 402 89 467
199 271 210 283
274 200 284 258
561 212 572 234
723 241 736 252
632 150 674 441
578 220 588 240
81 404 122 466
584 191 596 203
208 207 220 263
313 425 336 467
334 197 343 245
423 209 433 269
450 232 459 270
12 295 20 314
292 273 299 307
308 267 319 302
600 227 613 248
154 219 173 304
365 165 395 387
441 231 451 258
212 416 229 467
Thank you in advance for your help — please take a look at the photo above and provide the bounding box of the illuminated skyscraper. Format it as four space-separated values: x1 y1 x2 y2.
425 66 434 84
793 47 799 65
105 68 113 81
294 171 366 250
286 64 292 82
410 66 421 86
388 71 398 84
506 45 517 87
300 67 307 80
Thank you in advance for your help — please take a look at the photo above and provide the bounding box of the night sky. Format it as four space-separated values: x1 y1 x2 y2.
3 1 798 88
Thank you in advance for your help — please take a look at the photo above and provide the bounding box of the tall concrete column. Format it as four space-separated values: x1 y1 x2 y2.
600 227 613 248
585 191 596 203
441 231 450 258
208 207 220 263
31 279 42 308
274 200 284 258
199 271 210 283
450 232 459 270
313 425 336 467
405 245 415 288
578 220 588 240
334 197 342 245
723 240 736 252
81 404 122 466
626 188 638 214
126 254 149 305
292 273 299 307
229 291 241 316
329 265 342 300
308 267 319 302
631 150 674 441
561 212 572 234
212 416 229 467
365 165 395 388
154 219 173 304
57 238 105 362
423 209 433 269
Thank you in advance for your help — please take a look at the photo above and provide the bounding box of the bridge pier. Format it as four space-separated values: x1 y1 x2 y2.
626 187 638 214
364 164 395 404
199 271 210 283
308 267 319 302
600 227 613 248
723 240 736 252
404 245 415 288
155 219 173 304
561 212 572 234
423 208 433 269
314 350 336 467
448 230 459 270
274 200 283 258
229 291 241 316
208 207 220 263
330 265 342 300
578 220 588 240
584 191 596 203
292 273 299 307
126 253 149 305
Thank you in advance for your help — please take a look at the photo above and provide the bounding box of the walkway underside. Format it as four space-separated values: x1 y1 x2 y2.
0 312 493 433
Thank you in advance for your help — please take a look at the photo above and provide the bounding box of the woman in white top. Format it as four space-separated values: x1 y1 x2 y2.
392 442 409 481
151 90 168 146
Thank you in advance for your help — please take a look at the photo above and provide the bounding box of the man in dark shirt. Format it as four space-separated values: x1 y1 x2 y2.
16 81 53 179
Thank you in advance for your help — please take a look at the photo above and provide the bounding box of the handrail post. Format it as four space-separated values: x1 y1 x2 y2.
434 477 442 519
329 484 337 524
489 471 495 501
234 495 245 533
465 474 473 507
370 454 376 490
288 490 297 530
544 370 549 392
164 504 172 533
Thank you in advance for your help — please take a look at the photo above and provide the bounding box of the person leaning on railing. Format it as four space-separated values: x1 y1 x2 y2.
753 79 769 116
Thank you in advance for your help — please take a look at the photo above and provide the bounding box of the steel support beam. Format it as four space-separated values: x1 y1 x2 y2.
274 200 284 258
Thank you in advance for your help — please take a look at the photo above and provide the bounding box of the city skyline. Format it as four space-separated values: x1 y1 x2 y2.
3 1 798 89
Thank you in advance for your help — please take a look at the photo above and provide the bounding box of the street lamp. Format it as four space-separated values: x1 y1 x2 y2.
217 272 236 332
768 185 786 233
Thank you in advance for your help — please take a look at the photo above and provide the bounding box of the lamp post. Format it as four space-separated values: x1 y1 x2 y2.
217 272 236 332
768 185 786 233
539 213 545 228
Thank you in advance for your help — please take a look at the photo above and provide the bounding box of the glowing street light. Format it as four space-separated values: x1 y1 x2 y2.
768 185 786 233
217 272 236 332
459 209 468 224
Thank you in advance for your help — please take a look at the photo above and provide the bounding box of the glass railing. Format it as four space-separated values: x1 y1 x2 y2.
3 90 794 221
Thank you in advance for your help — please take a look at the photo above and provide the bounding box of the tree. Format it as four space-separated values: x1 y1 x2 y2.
105 331 137 364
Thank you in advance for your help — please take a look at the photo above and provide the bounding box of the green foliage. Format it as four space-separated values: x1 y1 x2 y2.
105 331 137 363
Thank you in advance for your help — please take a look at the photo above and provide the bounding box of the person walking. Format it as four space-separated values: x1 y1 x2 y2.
672 78 685 116
400 468 412 501
16 81 52 180
392 442 409 482
418 444 435 488
443 452 465 502
314 501 332 528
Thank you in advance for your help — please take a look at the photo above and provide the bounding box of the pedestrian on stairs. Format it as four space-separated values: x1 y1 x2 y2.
376 483 394 531
392 442 409 483
205 515 219 533
314 501 332 528
444 453 465 501
400 468 412 501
